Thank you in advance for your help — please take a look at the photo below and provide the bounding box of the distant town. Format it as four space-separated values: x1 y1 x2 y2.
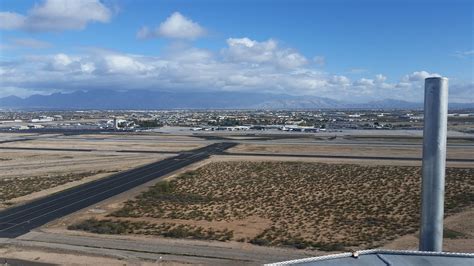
0 109 473 133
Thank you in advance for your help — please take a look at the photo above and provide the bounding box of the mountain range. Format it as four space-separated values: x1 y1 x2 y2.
0 90 472 110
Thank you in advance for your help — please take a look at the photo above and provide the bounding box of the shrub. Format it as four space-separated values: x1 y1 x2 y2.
444 228 466 239
250 237 270 246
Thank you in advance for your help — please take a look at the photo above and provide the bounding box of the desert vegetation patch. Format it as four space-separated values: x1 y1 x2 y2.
70 161 473 251
0 170 111 203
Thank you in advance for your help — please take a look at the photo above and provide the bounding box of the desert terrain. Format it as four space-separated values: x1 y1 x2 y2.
228 142 474 160
1 131 473 265
0 133 201 209
66 160 473 252
0 133 205 152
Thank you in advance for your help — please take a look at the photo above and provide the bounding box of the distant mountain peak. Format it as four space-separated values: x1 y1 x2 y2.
0 90 472 110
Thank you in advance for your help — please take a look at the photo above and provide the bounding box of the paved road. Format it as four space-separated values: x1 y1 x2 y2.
0 142 236 238
11 231 318 265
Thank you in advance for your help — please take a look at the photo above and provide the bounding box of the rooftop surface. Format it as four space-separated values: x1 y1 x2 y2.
268 249 474 266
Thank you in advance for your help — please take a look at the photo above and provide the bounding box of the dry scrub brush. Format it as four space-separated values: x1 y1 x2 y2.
80 162 472 250
0 170 109 203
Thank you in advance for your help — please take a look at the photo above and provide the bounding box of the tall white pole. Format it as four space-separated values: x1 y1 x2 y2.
419 77 449 252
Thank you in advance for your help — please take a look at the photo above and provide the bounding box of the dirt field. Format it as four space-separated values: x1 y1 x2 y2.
209 154 474 168
383 207 474 252
0 150 167 209
2 131 473 259
0 133 207 210
0 246 168 266
228 143 474 160
67 161 474 252
0 134 204 152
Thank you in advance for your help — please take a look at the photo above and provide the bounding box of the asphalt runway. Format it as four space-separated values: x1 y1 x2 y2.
0 138 34 144
0 142 236 238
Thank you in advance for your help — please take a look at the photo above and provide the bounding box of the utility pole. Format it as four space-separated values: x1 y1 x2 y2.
419 77 449 252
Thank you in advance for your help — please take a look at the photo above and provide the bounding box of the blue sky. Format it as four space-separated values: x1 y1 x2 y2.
0 0 473 102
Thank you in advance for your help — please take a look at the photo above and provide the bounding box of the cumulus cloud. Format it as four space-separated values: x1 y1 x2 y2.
53 53 74 68
103 54 154 74
0 0 112 31
403 71 441 82
354 78 375 87
375 74 387 83
223 37 307 69
329 75 350 86
137 12 206 40
1 40 470 102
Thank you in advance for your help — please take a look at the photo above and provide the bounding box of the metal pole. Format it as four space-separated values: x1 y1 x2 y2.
419 77 449 251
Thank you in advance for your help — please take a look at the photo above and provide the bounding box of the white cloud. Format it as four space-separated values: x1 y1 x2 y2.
403 71 441 82
223 37 307 69
9 38 52 49
103 54 154 74
1 40 470 103
0 0 111 31
224 38 276 63
354 78 375 87
80 62 96 74
0 12 26 30
54 53 73 66
375 74 387 83
329 75 350 85
138 12 206 40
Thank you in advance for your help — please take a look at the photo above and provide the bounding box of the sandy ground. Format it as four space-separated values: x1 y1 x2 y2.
45 157 221 231
0 132 205 211
36 157 320 265
0 139 204 152
0 135 205 151
383 207 474 253
0 150 168 179
2 131 472 264
228 143 474 160
0 149 170 210
209 154 474 168
0 246 181 266
44 155 473 257
0 133 40 140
